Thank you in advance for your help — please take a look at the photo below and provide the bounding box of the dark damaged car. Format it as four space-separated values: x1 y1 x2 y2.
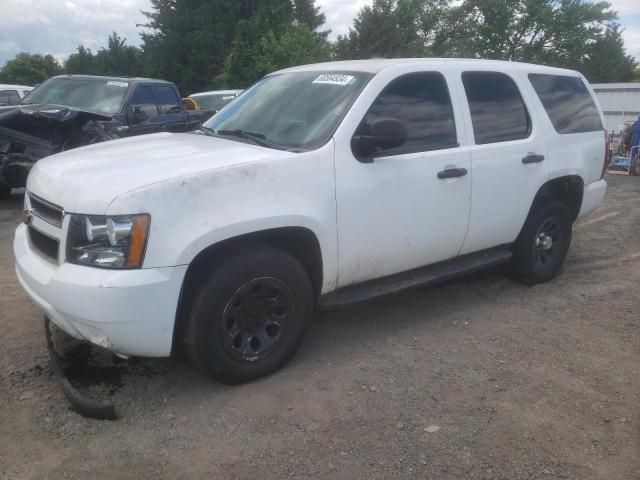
0 75 214 196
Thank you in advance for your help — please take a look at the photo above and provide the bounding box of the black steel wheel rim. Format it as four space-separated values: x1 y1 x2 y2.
533 216 561 271
220 277 294 362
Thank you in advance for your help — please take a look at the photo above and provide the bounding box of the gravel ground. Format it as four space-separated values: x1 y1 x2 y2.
0 175 638 480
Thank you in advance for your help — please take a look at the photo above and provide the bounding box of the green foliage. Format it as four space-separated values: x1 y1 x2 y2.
334 0 448 60
2 0 637 89
0 53 63 85
139 0 276 94
293 0 330 38
226 23 330 87
223 1 330 87
337 0 636 82
577 24 637 83
435 0 617 65
65 33 144 76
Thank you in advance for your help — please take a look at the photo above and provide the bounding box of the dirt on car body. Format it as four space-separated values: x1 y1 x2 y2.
1 176 639 479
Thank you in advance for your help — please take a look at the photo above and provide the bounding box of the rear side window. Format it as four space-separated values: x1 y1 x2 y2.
155 85 181 114
358 72 457 155
462 71 531 144
528 74 602 134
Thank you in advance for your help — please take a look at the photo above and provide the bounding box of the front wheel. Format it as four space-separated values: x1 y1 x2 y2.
512 200 572 285
183 243 314 384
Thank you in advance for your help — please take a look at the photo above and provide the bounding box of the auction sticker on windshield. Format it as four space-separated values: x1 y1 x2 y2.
107 81 128 88
313 74 356 86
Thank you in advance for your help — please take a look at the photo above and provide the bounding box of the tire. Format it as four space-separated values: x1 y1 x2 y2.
0 179 11 198
512 200 572 285
183 243 314 384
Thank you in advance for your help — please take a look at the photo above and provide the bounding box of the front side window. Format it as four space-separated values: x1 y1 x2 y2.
128 85 159 119
355 72 458 155
462 71 531 144
203 71 372 151
528 74 602 134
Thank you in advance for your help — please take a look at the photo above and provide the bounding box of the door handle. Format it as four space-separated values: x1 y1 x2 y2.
522 153 545 164
437 167 468 179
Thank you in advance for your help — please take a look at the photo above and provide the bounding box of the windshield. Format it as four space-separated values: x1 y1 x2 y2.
20 77 129 114
191 93 238 111
203 71 372 151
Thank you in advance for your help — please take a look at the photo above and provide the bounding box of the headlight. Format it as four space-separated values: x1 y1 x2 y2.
66 214 150 268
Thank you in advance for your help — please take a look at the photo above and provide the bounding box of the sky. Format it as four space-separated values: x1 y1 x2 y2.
0 0 639 68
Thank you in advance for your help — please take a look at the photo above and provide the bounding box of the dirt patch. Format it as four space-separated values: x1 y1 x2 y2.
0 176 638 479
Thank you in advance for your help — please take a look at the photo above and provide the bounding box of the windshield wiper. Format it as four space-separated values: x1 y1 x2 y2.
216 129 287 150
198 125 216 136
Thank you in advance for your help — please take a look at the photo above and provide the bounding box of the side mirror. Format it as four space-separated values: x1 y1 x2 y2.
351 118 408 162
128 105 148 124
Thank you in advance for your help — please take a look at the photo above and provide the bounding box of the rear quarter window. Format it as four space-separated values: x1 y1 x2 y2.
528 74 602 134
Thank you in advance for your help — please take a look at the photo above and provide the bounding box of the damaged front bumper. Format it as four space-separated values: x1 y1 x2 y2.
45 317 117 420
14 223 187 357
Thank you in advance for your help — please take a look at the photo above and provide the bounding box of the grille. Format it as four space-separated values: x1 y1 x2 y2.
29 193 64 227
28 226 59 263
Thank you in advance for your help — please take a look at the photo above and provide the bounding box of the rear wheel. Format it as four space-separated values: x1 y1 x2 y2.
512 200 572 284
183 243 314 384
0 179 11 198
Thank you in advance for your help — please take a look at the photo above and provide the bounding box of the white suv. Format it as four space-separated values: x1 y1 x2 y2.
15 59 608 384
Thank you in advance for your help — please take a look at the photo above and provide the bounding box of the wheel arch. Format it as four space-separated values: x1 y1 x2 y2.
529 175 584 222
171 226 324 355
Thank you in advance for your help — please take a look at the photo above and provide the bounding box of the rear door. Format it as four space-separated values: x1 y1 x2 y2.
153 85 189 132
452 65 549 255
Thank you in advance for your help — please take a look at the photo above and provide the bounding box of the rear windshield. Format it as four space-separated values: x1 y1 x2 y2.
191 93 237 111
528 74 602 134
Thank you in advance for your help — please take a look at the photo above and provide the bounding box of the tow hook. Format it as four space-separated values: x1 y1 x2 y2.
44 317 117 420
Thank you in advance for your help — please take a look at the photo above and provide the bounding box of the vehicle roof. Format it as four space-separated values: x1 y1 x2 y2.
189 90 242 97
49 74 173 85
0 84 33 90
276 58 580 77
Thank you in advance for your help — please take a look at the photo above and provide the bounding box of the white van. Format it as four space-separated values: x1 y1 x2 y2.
15 59 608 384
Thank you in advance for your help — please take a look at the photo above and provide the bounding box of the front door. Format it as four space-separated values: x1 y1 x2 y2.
334 70 472 287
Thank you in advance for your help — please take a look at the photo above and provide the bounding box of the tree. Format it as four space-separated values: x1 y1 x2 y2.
65 33 144 77
579 24 637 82
432 0 618 67
293 0 330 38
93 32 144 76
0 53 63 85
334 0 448 60
140 0 268 94
634 67 640 82
65 46 98 75
223 1 330 87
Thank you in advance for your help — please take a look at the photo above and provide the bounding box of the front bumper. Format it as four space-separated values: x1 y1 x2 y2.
578 178 607 218
14 223 187 357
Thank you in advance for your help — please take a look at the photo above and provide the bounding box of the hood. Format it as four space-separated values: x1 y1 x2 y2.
27 132 290 213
